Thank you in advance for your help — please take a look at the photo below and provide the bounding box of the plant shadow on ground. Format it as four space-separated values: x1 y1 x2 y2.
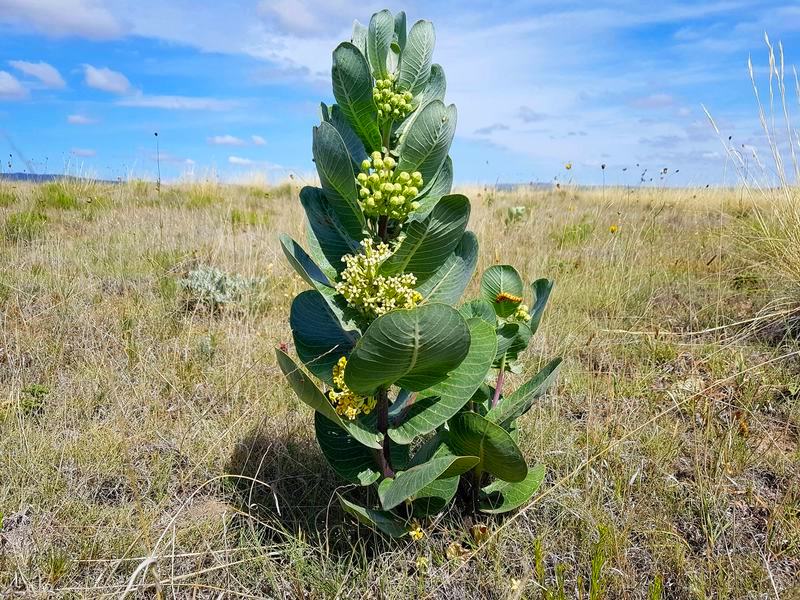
226 422 386 554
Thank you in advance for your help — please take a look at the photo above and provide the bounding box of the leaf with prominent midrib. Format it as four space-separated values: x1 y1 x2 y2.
528 278 554 335
398 20 435 96
344 303 471 395
321 103 368 170
480 464 545 514
417 231 478 305
388 317 496 444
332 42 382 151
312 122 364 239
299 186 359 275
408 155 453 221
447 412 527 482
459 299 496 325
280 234 332 289
366 9 393 80
380 194 469 283
397 100 456 192
290 290 358 384
275 348 381 449
378 454 478 510
486 357 562 427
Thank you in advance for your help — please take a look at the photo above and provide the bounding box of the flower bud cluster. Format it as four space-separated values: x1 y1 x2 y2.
328 356 376 420
373 74 413 122
356 151 423 221
513 303 532 323
335 238 422 319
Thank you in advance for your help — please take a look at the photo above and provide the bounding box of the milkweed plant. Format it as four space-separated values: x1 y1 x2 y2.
277 9 562 538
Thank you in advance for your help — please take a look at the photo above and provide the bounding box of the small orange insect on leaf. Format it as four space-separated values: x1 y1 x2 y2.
495 292 523 304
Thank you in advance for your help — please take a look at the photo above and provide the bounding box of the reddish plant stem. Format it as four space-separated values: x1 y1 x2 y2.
376 387 394 478
491 356 507 408
377 215 388 242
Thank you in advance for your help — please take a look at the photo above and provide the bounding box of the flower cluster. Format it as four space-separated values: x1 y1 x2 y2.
327 356 376 420
335 238 422 319
356 152 424 221
408 520 425 541
373 74 414 122
513 303 531 323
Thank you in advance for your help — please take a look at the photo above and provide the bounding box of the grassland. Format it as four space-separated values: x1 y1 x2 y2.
0 177 798 598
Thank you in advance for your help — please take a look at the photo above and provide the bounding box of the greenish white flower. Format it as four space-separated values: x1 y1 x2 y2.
372 73 414 123
335 238 423 319
355 151 424 221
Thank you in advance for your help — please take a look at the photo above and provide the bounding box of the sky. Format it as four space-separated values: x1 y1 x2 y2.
0 0 799 186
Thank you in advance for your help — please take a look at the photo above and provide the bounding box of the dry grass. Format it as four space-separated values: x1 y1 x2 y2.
0 178 798 598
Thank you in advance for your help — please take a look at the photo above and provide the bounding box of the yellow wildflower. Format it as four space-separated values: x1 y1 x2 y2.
415 556 428 570
408 520 424 541
446 542 468 560
513 303 531 323
609 224 618 234
327 356 376 420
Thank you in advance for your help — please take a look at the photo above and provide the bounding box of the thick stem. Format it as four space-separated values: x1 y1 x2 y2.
377 215 388 242
376 387 394 478
491 355 506 408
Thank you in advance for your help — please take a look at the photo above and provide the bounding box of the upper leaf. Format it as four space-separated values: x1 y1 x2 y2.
397 100 456 192
280 234 333 289
300 186 359 275
351 20 368 56
528 278 554 335
407 155 453 221
332 42 382 151
417 231 478 305
366 9 394 80
312 121 365 238
321 102 368 170
380 194 470 283
459 299 496 325
393 11 407 52
480 265 524 318
344 303 471 395
398 20 435 96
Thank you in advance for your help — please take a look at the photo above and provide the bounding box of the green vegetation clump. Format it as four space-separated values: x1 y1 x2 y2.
3 210 47 242
0 187 16 207
37 182 80 210
179 265 263 310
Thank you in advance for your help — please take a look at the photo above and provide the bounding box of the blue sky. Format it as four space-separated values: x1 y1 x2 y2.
0 0 798 186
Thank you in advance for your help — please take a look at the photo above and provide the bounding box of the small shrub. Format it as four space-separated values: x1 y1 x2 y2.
37 182 80 210
3 211 47 242
552 217 594 248
20 384 50 416
179 265 262 311
505 205 527 225
230 208 269 228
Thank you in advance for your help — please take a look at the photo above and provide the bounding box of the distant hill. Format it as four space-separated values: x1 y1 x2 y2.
0 173 67 182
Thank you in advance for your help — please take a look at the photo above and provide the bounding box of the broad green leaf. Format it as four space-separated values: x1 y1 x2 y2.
380 194 469 283
394 11 407 51
299 186 359 274
321 103 368 169
415 64 446 107
411 476 458 516
398 20 435 96
344 304 471 395
388 318 497 444
280 234 332 289
480 265 524 318
486 357 562 428
305 218 338 281
408 155 453 221
480 464 545 514
528 278 554 335
339 495 407 538
351 21 368 56
290 290 359 384
315 413 380 485
275 349 381 449
378 454 478 510
397 100 456 192
460 299 496 325
312 122 365 238
332 42 382 151
366 9 394 80
417 231 478 305
447 412 527 482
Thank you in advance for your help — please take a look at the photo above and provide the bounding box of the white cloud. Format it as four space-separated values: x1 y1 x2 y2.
228 156 254 166
630 93 676 109
67 114 96 125
208 134 246 146
118 94 238 111
8 60 65 88
0 0 122 39
70 147 96 157
251 135 266 146
0 71 26 99
84 65 131 94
